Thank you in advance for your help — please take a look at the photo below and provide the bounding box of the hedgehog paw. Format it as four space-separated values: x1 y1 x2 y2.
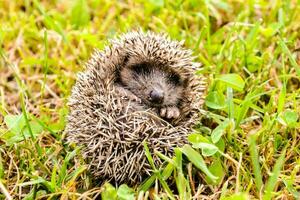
160 107 180 119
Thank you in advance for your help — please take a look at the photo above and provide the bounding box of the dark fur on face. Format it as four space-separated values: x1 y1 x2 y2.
118 61 187 119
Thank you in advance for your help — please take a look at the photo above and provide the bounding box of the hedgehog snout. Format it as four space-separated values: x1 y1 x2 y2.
149 89 164 105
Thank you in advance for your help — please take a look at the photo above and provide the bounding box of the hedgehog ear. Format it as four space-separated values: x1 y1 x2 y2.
123 54 130 65
182 77 190 87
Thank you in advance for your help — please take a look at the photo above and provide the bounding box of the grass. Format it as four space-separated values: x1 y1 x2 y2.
0 0 299 199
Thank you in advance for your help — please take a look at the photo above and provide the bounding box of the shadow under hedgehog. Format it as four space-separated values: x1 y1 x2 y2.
65 31 207 185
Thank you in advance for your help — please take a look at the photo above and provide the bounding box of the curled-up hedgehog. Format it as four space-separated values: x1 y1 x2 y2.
65 31 207 185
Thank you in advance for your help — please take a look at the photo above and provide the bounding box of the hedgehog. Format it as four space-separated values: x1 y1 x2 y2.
65 31 207 185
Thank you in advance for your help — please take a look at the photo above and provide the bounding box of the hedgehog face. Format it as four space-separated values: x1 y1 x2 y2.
119 61 186 118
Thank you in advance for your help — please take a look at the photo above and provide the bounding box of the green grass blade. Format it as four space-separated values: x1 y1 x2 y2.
181 144 218 181
57 147 80 186
143 141 157 171
71 0 90 29
278 38 300 76
248 134 263 192
41 30 49 99
263 147 287 200
33 0 67 42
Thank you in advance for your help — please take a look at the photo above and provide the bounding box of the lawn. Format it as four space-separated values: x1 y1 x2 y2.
0 0 299 199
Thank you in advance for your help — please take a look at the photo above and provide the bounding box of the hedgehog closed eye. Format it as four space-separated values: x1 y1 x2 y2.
131 62 152 75
168 72 182 86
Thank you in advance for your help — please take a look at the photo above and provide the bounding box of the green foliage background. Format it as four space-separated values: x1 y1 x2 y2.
0 0 299 199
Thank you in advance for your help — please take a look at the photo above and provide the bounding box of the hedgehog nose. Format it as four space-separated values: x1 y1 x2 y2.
149 90 164 104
